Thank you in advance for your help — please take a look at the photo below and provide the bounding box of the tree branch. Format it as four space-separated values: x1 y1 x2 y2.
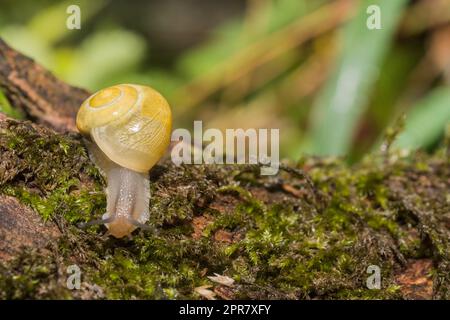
0 38 89 132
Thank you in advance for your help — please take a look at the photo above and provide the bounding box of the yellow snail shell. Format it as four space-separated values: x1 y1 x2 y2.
76 84 172 238
76 84 172 173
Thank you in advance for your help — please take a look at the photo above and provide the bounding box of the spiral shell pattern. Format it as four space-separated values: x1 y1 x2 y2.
76 84 172 173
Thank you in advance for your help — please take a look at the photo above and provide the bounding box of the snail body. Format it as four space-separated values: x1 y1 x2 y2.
77 84 172 238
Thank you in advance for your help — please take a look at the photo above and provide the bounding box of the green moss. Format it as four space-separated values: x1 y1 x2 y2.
0 248 70 299
0 120 105 224
0 119 449 299
2 185 105 223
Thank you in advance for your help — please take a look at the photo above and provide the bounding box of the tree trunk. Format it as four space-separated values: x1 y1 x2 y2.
0 38 448 300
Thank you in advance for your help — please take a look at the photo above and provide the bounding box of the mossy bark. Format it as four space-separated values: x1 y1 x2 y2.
0 116 448 300
0 38 449 300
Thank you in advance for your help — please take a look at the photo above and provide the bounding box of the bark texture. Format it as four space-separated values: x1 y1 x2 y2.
0 39 89 132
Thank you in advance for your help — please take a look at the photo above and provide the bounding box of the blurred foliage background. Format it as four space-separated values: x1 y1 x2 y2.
0 0 449 161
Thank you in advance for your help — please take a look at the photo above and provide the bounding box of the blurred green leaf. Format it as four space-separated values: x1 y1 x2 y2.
28 0 106 45
0 0 107 80
0 25 54 68
307 0 408 156
177 21 245 78
177 0 314 79
393 87 450 150
95 69 184 102
68 30 147 89
0 89 24 119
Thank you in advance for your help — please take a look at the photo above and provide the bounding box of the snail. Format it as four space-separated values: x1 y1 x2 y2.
76 84 172 238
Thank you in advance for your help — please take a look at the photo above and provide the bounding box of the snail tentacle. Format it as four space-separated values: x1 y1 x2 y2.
127 218 156 233
78 216 115 229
